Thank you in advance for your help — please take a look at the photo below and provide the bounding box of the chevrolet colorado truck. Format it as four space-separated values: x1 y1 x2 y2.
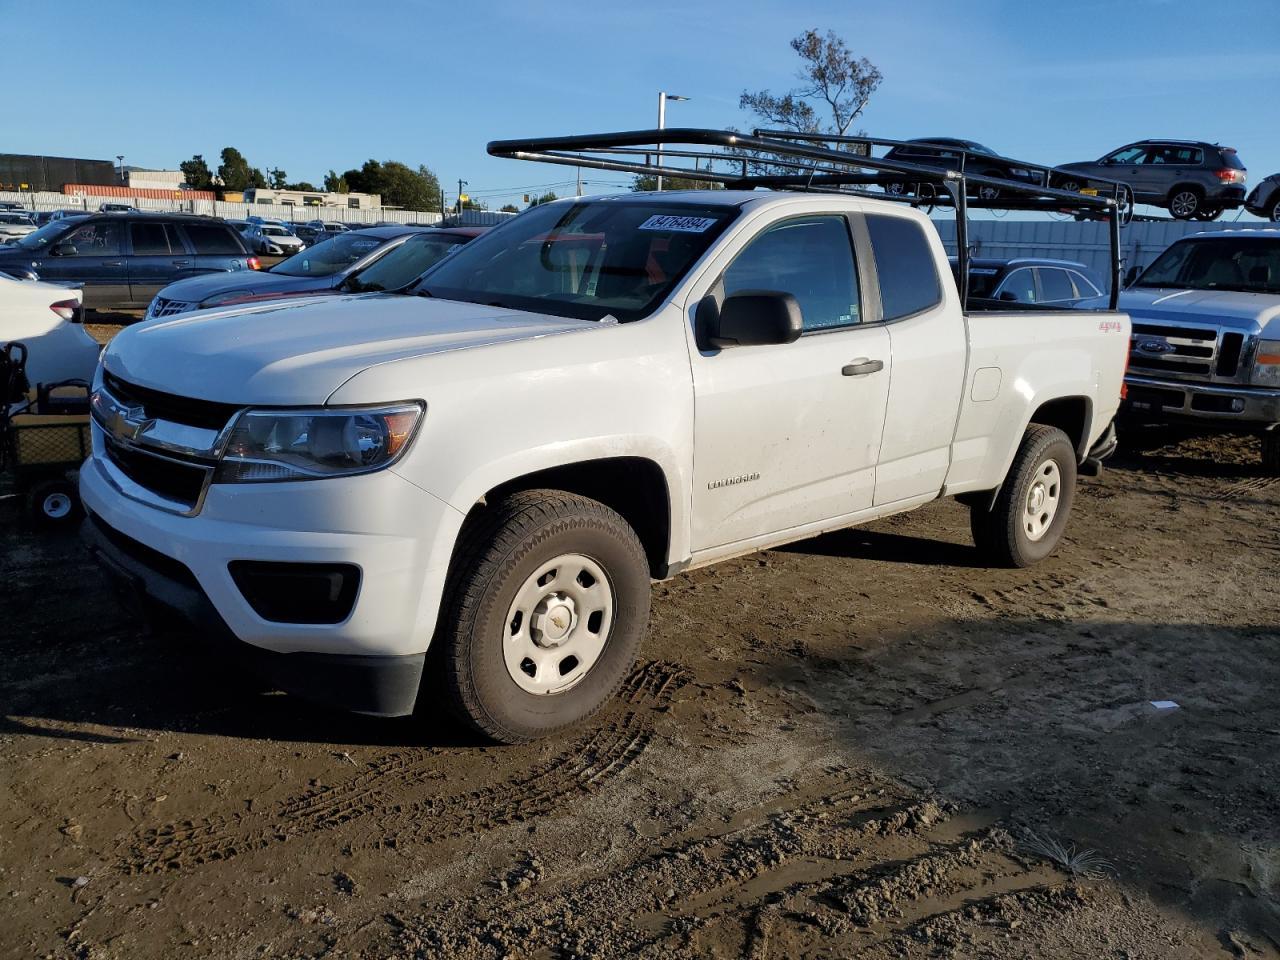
81 175 1129 743
1111 228 1280 472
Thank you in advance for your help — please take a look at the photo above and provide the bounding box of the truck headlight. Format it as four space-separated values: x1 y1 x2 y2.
215 403 424 482
1254 340 1280 387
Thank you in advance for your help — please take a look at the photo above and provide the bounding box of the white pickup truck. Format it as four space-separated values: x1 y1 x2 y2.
81 183 1130 743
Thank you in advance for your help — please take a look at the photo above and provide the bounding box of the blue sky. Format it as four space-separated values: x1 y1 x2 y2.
6 0 1278 213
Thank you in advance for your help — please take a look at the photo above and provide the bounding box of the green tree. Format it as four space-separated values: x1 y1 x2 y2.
499 203 519 213
342 160 442 211
632 173 722 192
267 167 288 190
323 169 349 193
740 29 882 137
529 191 558 207
217 147 266 191
285 181 318 191
179 154 214 190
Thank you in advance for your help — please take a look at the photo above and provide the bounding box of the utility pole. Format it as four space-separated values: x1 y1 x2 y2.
576 166 582 197
655 92 688 191
457 178 468 217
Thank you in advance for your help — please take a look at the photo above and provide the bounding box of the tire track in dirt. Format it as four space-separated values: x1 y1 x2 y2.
119 660 687 875
391 769 1061 959
1206 475 1280 502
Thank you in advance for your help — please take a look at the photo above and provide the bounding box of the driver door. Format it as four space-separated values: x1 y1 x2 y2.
32 218 128 310
687 212 891 553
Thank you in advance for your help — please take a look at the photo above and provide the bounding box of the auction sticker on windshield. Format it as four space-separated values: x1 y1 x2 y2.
638 215 720 233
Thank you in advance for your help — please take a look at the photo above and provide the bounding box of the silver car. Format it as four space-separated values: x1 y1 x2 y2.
244 223 306 256
0 212 36 242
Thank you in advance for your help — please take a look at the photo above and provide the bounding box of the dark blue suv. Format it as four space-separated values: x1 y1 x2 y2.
0 213 255 311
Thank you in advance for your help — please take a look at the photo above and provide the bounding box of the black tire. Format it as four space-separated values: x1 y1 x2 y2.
1262 432 1280 476
1168 186 1201 220
433 489 651 744
884 181 909 197
1269 199 1280 223
28 478 80 528
1192 207 1222 222
970 425 1077 568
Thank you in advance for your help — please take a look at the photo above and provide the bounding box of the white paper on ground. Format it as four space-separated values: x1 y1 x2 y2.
1149 700 1179 709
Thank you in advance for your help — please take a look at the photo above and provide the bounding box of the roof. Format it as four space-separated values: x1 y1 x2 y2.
1186 227 1280 240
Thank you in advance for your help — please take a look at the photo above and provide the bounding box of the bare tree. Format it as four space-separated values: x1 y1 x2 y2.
740 29 883 137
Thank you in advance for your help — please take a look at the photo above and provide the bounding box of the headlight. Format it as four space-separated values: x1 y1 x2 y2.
201 290 253 308
1254 340 1280 387
215 403 424 482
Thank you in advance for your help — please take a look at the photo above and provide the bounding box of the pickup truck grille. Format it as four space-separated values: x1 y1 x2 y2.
1128 322 1251 384
93 374 238 515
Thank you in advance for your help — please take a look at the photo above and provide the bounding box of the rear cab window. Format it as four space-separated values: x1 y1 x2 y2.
864 213 943 320
181 223 244 255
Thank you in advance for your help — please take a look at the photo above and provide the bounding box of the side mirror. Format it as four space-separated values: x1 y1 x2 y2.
998 290 1019 302
51 242 78 257
1123 265 1141 287
705 291 803 349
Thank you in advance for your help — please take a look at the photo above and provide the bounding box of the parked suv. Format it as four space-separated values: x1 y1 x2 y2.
1055 141 1247 221
1245 173 1280 222
0 213 256 310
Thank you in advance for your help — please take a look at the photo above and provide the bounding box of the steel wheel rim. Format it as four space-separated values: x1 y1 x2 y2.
979 185 1000 201
1061 180 1080 193
1023 459 1062 542
503 553 615 695
42 493 72 519
885 182 906 197
1171 192 1197 217
1270 202 1280 223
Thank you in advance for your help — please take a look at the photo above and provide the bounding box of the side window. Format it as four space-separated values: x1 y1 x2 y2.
1038 268 1075 302
1106 145 1147 164
722 215 860 331
865 213 943 320
60 220 122 257
130 222 171 255
182 224 244 255
1070 271 1101 298
997 268 1037 303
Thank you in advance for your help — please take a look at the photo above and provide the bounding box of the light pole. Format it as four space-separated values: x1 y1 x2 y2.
655 92 689 191
116 155 125 186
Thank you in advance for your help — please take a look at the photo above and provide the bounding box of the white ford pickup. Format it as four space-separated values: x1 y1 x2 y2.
81 148 1130 742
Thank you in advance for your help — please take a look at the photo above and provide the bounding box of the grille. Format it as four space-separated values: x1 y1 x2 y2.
102 372 241 431
1128 322 1230 381
149 297 190 319
104 436 211 510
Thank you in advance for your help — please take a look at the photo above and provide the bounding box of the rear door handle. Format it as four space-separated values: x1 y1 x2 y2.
842 358 884 377
172 259 191 267
104 260 124 267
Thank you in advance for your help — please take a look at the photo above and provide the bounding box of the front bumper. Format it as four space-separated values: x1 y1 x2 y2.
1122 374 1280 428
80 450 467 681
81 511 426 715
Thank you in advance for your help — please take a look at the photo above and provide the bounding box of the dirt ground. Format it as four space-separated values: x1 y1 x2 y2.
2 423 1279 960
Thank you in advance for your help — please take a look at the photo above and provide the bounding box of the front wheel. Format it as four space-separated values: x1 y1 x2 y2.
434 489 651 744
970 425 1078 568
1192 207 1222 222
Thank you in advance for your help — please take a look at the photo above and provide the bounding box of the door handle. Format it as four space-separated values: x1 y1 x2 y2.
172 259 191 266
104 260 124 267
842 358 884 377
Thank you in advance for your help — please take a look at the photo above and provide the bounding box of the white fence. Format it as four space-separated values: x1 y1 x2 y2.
0 188 443 226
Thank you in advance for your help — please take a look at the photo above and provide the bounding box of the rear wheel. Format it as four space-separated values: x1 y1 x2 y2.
1192 207 1222 221
1269 198 1280 223
433 489 651 744
971 425 1077 568
1058 178 1082 193
1168 187 1202 220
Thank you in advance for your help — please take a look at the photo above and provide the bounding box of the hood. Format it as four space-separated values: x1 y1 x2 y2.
156 268 336 304
1116 287 1280 333
102 294 599 405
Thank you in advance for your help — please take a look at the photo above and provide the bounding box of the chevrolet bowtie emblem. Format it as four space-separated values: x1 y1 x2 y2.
108 402 153 442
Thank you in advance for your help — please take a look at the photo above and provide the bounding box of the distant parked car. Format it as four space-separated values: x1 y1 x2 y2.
0 201 24 212
953 257 1106 306
881 138 1037 200
1055 140 1247 221
1245 174 1280 222
0 212 257 310
47 209 85 223
306 219 349 235
245 215 286 226
244 223 306 256
145 226 484 318
0 212 37 242
98 202 139 213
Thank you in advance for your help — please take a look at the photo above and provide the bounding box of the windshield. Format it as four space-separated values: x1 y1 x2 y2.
1134 238 1280 294
15 220 74 251
345 233 468 293
419 201 738 321
269 231 386 276
261 226 289 236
